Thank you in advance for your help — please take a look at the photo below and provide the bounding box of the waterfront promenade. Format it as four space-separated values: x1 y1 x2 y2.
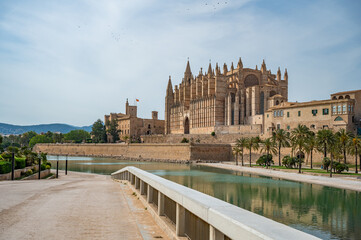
201 162 361 192
0 171 168 240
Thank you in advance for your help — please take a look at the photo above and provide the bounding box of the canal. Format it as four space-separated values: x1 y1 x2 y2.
47 155 360 240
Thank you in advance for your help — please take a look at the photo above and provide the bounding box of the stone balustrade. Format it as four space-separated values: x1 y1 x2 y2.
111 166 320 240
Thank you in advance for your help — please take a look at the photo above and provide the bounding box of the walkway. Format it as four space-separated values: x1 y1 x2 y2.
200 163 361 192
0 171 169 240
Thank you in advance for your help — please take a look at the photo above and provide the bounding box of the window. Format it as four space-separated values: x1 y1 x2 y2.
351 105 354 112
335 116 344 121
310 124 315 129
348 105 351 112
312 109 318 116
338 105 341 113
342 104 347 113
274 111 277 117
298 111 301 117
323 108 329 115
352 116 355 123
267 114 269 118
332 106 336 114
287 125 290 130
287 112 290 118
277 124 280 130
280 110 284 117
323 125 328 129
276 111 279 117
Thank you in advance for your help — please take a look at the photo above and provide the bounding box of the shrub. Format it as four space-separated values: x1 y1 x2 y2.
211 132 215 136
24 169 33 177
41 163 48 171
282 156 297 169
46 165 51 170
15 157 26 169
256 154 274 167
0 161 11 174
181 138 189 143
322 157 331 172
1 152 12 160
332 162 349 173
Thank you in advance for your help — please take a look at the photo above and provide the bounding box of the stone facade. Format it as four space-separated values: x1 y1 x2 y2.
105 100 164 142
264 90 361 136
165 58 288 135
33 143 232 162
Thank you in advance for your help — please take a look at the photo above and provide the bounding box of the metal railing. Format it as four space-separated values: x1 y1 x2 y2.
112 166 320 240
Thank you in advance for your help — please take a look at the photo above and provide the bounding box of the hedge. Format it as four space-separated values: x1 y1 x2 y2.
15 157 26 169
0 161 11 174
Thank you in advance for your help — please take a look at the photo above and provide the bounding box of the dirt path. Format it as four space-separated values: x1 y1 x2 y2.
0 171 168 240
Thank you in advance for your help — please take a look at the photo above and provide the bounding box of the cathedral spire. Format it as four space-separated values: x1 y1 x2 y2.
284 68 288 81
261 59 267 73
277 67 281 81
255 65 258 71
207 60 212 75
223 63 228 75
185 59 192 75
167 76 173 95
237 57 243 69
231 62 234 71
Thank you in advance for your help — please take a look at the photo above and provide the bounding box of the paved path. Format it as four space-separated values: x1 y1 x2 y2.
200 163 361 192
0 171 169 240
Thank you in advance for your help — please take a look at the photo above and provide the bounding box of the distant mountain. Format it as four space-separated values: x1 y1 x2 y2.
0 123 92 135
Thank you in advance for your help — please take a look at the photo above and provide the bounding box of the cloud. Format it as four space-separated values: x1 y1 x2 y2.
0 0 360 125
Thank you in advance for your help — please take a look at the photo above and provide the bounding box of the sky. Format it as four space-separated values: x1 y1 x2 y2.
0 0 360 126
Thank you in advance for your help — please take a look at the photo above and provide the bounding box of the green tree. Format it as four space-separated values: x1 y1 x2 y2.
305 133 316 169
316 129 334 158
106 119 120 143
349 137 361 173
291 124 310 173
236 138 247 166
335 129 353 164
64 130 90 143
91 119 106 143
260 138 277 169
52 133 64 143
29 135 52 147
326 132 337 177
272 129 290 166
246 137 260 167
232 146 241 165
19 131 37 146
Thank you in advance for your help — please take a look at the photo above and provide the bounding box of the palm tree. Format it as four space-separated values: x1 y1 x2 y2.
316 129 334 158
305 133 316 169
335 129 353 164
291 124 310 173
246 137 260 167
260 138 277 169
349 137 361 173
327 132 337 177
236 137 247 166
232 146 241 165
272 129 290 166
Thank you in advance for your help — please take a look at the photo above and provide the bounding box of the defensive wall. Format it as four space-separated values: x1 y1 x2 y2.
112 166 319 240
33 143 232 162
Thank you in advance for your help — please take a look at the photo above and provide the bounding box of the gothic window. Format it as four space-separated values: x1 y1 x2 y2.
260 92 265 114
244 74 259 88
231 110 234 125
231 93 235 103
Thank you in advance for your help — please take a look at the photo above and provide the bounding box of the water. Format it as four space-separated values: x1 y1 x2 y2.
48 156 361 240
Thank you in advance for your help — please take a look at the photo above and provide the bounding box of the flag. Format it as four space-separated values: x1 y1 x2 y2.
136 99 139 102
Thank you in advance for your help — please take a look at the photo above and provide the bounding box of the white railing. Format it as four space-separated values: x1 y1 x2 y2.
112 167 319 240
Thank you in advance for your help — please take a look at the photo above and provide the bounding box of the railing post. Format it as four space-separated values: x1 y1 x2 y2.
210 225 225 240
135 177 140 189
176 203 185 236
158 191 164 216
147 185 153 203
140 180 145 195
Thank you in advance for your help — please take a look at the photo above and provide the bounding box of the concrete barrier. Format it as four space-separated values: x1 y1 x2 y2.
112 167 320 240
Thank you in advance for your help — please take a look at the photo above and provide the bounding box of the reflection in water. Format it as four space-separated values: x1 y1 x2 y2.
48 156 360 240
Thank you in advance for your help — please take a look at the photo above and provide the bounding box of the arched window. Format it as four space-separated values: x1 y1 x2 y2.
148 124 151 129
275 100 279 105
310 124 315 129
338 96 344 99
345 95 350 99
332 96 337 100
244 74 259 88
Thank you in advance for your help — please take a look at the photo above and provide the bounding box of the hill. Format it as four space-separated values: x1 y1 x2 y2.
0 123 92 135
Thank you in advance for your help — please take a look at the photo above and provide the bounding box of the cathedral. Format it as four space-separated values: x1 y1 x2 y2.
165 58 288 135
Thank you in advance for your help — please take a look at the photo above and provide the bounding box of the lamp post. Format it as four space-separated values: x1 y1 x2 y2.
11 152 15 180
56 155 59 178
38 151 41 179
65 154 68 175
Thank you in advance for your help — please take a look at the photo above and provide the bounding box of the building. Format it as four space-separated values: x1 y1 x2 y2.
105 99 164 142
165 58 288 135
264 90 361 136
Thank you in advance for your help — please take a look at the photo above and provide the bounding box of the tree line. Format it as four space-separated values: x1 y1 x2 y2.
233 125 361 176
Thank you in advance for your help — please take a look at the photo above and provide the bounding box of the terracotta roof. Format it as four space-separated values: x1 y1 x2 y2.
331 89 361 95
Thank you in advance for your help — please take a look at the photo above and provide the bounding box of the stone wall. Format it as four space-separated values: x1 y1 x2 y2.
33 143 232 162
